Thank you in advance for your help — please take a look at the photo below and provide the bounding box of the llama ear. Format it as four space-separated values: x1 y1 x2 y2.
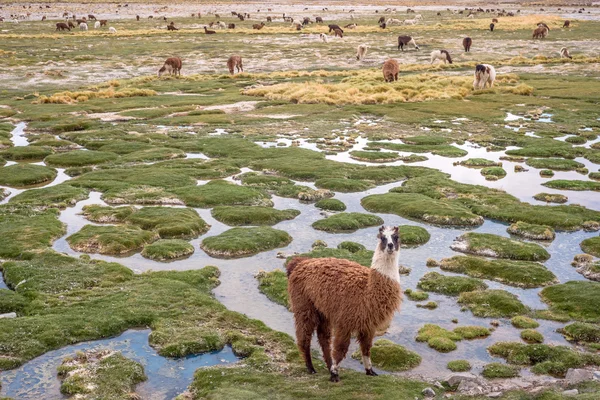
379 226 385 233
393 226 399 233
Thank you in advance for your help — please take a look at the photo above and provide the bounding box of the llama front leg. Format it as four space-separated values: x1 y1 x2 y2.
330 328 351 382
358 331 377 376
316 315 332 370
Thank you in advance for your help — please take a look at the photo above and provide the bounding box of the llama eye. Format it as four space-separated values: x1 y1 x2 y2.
392 235 399 241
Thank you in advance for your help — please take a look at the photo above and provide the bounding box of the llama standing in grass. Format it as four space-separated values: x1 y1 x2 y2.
94 20 100 29
397 35 419 51
463 37 472 52
382 59 400 82
430 49 453 64
108 27 116 34
356 44 368 61
563 20 570 28
227 55 243 74
319 33 328 43
473 64 496 89
287 226 402 382
158 57 182 77
79 22 88 31
560 47 572 59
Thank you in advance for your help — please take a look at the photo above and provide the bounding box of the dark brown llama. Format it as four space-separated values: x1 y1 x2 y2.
204 27 216 34
227 55 243 74
56 22 70 31
382 59 400 82
158 57 182 77
463 37 472 52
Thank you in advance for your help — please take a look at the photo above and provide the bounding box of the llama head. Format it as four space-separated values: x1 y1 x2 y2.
157 66 166 77
377 226 400 255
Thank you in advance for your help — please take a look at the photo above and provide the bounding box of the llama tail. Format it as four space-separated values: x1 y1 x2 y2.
286 257 309 277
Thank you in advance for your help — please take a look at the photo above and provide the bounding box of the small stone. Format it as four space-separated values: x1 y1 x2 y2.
0 312 17 319
562 389 579 396
487 392 502 399
565 368 593 385
422 387 436 398
445 372 478 388
490 320 500 327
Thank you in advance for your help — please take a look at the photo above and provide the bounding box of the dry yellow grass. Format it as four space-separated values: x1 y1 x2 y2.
35 88 156 104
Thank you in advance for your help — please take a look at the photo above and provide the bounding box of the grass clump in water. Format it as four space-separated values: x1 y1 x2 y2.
171 181 271 208
314 178 374 193
315 198 346 211
0 164 56 187
458 290 529 318
201 227 291 258
45 150 118 167
539 281 600 322
349 151 402 163
81 205 135 223
450 232 550 261
404 289 429 301
67 225 159 255
0 146 52 161
543 180 600 192
369 141 467 158
459 158 501 168
126 207 209 239
255 269 289 309
558 322 600 344
447 360 471 372
10 184 89 209
141 239 194 261
118 147 185 163
482 363 520 379
580 236 600 257
540 170 554 177
312 212 383 233
418 272 488 296
521 329 544 344
511 316 540 329
337 241 366 253
480 167 507 181
351 339 421 372
398 225 430 247
211 206 299 226
439 256 557 288
525 158 585 171
507 222 556 241
533 193 568 204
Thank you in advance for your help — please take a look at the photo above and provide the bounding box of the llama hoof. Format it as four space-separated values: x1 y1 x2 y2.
307 366 317 374
366 368 378 376
329 373 340 382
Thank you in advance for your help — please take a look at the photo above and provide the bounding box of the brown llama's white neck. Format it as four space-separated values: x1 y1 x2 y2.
371 247 400 283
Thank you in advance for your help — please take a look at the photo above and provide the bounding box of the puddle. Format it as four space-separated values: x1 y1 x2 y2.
10 122 28 147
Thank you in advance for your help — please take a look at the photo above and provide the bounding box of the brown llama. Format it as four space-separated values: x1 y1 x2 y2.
253 22 265 30
316 16 323 23
136 15 140 21
158 57 182 77
328 24 343 33
99 19 107 26
56 22 70 31
490 23 495 31
88 14 96 20
167 24 178 31
333 28 343 38
287 226 402 382
563 20 570 28
397 35 420 51
560 47 572 59
492 18 498 23
533 26 548 39
227 55 243 75
463 37 472 52
204 27 216 34
228 23 235 29
382 59 400 82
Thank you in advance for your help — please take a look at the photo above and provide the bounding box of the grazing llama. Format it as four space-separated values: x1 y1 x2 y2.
158 57 182 77
328 24 343 33
56 22 70 31
356 44 368 60
319 33 328 43
490 23 495 31
94 21 100 29
287 226 402 382
463 37 472 52
560 47 572 59
473 64 496 89
204 27 216 34
430 49 453 64
100 20 107 26
386 18 402 26
397 35 419 51
227 55 243 74
403 19 417 25
563 20 570 28
382 59 400 82
79 22 88 31
109 27 116 34
533 25 548 39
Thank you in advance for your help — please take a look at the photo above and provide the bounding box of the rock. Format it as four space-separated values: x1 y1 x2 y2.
445 372 479 388
562 389 578 396
565 368 593 385
593 371 600 380
487 392 502 399
457 380 484 394
422 387 436 398
434 381 444 389
0 312 17 319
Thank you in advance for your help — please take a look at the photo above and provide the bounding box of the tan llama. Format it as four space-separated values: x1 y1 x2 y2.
227 55 243 75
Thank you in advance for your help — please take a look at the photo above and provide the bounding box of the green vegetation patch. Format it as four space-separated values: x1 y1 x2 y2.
540 170 554 177
533 193 568 204
292 246 374 267
352 339 421 372
540 281 600 322
521 329 544 344
480 167 507 181
45 150 118 167
362 193 483 227
418 272 488 296
482 362 520 379
0 164 57 188
201 227 292 258
349 151 402 163
416 324 490 353
211 206 300 226
440 255 557 288
404 289 429 301
337 241 366 253
315 198 346 211
525 158 585 171
256 270 289 309
369 141 467 158
171 181 270 208
67 225 159 255
125 207 209 239
458 290 529 318
580 236 600 257
141 239 194 261
459 158 501 168
511 316 540 329
447 360 471 372
81 205 135 223
118 147 185 163
9 184 89 209
398 225 430 247
0 146 52 161
312 212 383 233
543 180 600 191
559 322 600 344
450 232 550 261
314 178 374 193
507 222 556 241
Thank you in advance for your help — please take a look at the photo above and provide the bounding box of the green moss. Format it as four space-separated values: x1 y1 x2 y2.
45 150 118 167
440 255 557 288
451 232 550 261
256 270 289 309
453 326 491 340
98 141 154 155
292 247 374 267
540 169 554 177
0 164 57 188
480 167 507 181
580 236 600 257
398 225 430 247
73 167 196 193
459 158 500 168
511 316 540 329
447 360 471 372
102 186 183 205
349 151 402 163
416 324 462 343
559 322 600 344
314 198 346 211
314 178 374 193
201 227 292 258
171 181 271 208
482 363 520 379
526 158 585 171
352 339 421 372
507 222 556 241
238 172 294 188
540 281 600 322
337 241 366 253
211 206 299 226
362 193 483 227
417 301 438 309
10 184 89 208
589 172 600 181
404 289 429 301
0 288 28 314
418 272 488 296
81 205 135 223
126 207 209 238
312 212 383 233
566 136 587 145
67 225 159 255
141 239 194 261
118 147 185 163
458 290 529 318
543 180 600 191
521 329 544 344
369 141 467 158
427 337 457 352
0 146 52 161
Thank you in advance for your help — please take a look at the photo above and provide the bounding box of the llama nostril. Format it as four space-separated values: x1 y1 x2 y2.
387 243 393 249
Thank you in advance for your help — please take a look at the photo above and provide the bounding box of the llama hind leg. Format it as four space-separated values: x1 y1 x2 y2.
358 331 377 376
294 305 319 374
330 328 351 382
316 314 332 370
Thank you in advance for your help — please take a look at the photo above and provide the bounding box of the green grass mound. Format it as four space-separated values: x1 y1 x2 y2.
426 336 456 353
398 225 430 247
352 339 421 372
292 246 374 267
369 141 467 158
580 236 600 257
458 289 529 318
45 150 118 167
0 164 57 188
482 363 520 379
401 154 428 163
171 181 271 208
404 289 429 301
440 256 557 288
98 141 154 155
211 206 300 226
0 146 52 161
416 301 438 309
314 178 374 193
362 193 483 227
511 316 540 329
533 193 568 204
525 158 585 171
459 158 501 168
58 351 147 398
539 170 554 177
539 281 600 322
67 225 159 255
480 167 507 181
10 184 89 208
521 329 544 344
238 172 294 189
559 322 600 344
453 326 492 340
451 233 550 261
349 150 402 163
141 239 194 261
312 212 383 233
416 324 490 353
126 207 209 239
447 360 471 372
315 198 346 211
507 222 556 241
566 136 587 145
417 272 488 296
102 186 184 206
488 342 600 377
118 147 185 163
81 205 135 223
589 172 600 181
256 270 289 309
337 241 366 253
543 180 600 191
201 227 292 258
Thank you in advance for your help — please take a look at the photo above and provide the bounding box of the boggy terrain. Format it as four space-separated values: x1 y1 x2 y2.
2 2 600 399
